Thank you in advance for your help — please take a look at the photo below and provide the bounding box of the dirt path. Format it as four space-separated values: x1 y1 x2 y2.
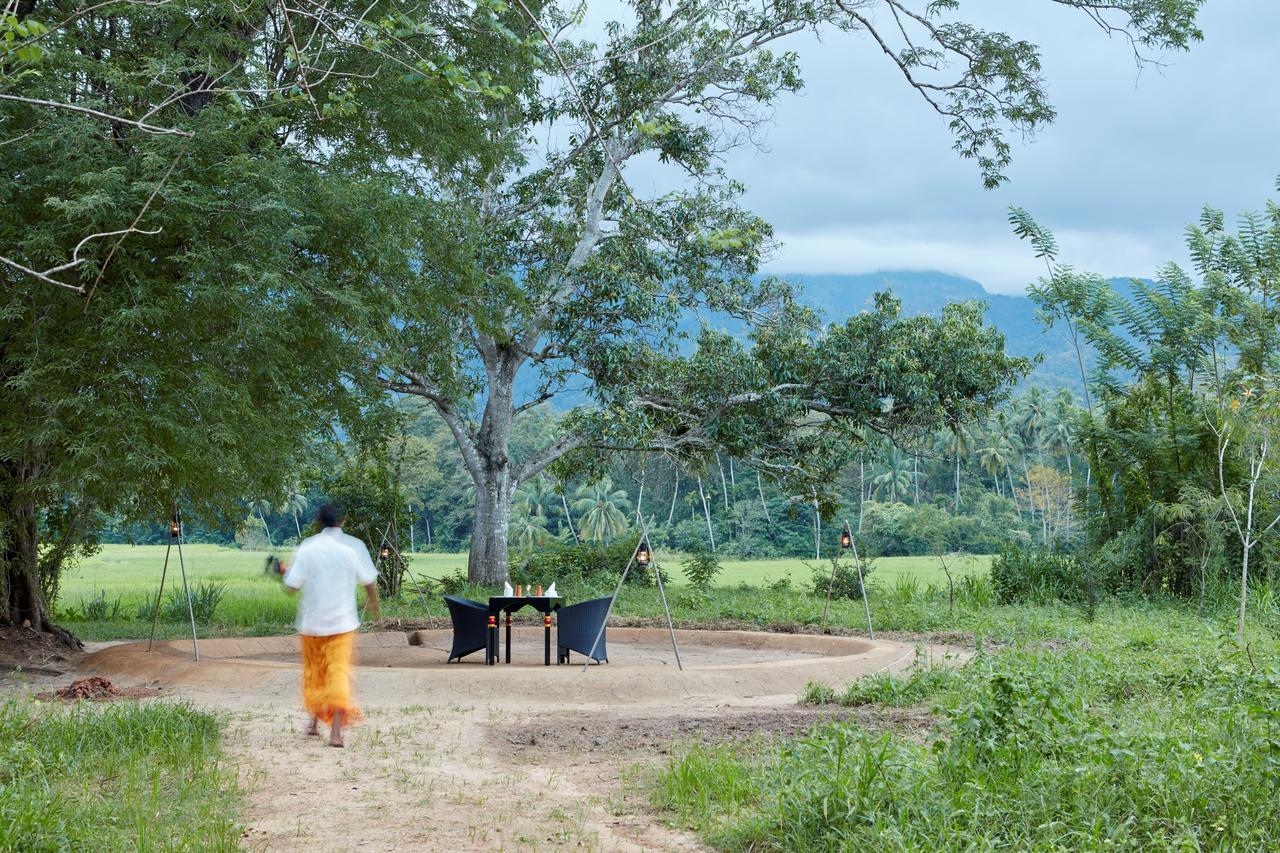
13 630 966 851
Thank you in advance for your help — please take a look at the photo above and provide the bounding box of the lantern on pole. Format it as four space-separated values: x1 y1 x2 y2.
636 540 651 566
169 516 182 538
839 521 853 550
378 544 393 561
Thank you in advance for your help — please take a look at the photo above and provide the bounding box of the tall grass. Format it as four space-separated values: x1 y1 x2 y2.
656 603 1280 850
0 700 241 851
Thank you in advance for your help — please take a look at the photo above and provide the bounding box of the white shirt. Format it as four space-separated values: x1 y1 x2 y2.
283 527 379 636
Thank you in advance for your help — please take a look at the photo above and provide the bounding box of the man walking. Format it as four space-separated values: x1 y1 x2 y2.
282 503 381 747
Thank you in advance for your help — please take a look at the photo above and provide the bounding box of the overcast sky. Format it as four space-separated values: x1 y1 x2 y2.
617 1 1280 295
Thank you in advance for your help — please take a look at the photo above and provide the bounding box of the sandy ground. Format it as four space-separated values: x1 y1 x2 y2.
4 629 965 852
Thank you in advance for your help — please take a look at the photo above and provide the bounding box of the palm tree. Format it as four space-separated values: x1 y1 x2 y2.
977 427 1014 498
280 485 309 540
509 504 552 550
572 478 632 544
871 448 912 502
515 477 556 520
939 425 974 511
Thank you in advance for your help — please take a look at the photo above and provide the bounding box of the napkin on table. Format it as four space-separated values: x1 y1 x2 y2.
503 581 514 597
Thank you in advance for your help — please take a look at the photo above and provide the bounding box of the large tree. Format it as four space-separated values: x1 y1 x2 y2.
373 0 1202 582
0 0 523 638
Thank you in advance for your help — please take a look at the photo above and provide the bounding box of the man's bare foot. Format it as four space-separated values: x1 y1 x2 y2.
328 735 344 748
305 717 319 737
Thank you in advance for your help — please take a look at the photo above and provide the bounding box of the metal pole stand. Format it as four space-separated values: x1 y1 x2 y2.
582 510 682 672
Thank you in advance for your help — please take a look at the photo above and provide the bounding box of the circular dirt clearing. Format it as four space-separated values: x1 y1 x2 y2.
80 628 951 708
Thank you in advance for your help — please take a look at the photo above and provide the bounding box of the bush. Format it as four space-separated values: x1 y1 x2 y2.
517 536 662 588
990 543 1108 605
682 549 721 593
62 590 125 622
810 556 871 601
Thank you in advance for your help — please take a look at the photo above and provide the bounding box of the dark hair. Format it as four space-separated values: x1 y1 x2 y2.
316 503 345 529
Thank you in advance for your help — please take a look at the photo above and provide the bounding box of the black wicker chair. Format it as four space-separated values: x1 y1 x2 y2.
444 596 489 663
556 596 612 664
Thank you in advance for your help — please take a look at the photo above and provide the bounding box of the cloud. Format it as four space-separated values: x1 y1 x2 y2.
766 223 1174 295
724 1 1280 291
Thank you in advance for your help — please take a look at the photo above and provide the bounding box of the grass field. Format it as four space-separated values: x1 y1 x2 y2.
52 544 990 641
60 544 988 598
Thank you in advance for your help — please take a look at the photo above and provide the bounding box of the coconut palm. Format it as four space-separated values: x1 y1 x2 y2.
977 428 1015 498
871 448 912 503
572 478 632 543
514 477 556 520
509 504 552 550
250 498 274 548
939 424 975 511
280 485 309 540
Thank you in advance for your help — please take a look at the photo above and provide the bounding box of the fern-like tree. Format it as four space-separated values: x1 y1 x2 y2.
1011 179 1280 595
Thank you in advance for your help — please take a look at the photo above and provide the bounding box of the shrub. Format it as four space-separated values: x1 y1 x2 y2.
682 549 722 593
517 536 660 588
810 556 871 601
438 568 468 596
991 542 1102 605
63 590 125 622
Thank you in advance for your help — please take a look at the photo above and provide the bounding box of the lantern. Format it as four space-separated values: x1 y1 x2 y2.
169 517 181 538
636 540 651 566
839 521 852 550
378 545 393 561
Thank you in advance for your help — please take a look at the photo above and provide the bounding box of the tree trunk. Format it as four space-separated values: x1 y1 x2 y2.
667 470 680 526
2 490 42 629
0 474 79 647
1238 539 1251 644
756 470 771 524
857 456 865 533
468 463 515 584
561 489 579 543
697 476 716 551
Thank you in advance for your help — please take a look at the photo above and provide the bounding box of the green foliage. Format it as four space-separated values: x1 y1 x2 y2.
810 557 870 601
516 537 657 589
135 580 226 623
990 543 1109 606
681 549 722 594
1012 184 1280 603
0 700 239 849
806 665 962 708
658 605 1280 850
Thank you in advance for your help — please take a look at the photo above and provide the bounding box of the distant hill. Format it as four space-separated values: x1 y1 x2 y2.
514 270 1139 408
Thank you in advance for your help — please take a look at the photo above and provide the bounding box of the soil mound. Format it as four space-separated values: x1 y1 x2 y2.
55 675 122 700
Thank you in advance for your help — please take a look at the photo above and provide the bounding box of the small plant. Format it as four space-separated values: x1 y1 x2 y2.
438 568 467 596
138 581 226 623
682 549 722 594
802 681 835 705
67 590 125 622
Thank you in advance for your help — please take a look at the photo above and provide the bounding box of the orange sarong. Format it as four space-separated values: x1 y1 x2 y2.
300 631 362 725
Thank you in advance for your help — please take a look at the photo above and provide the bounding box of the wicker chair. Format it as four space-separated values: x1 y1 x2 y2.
443 596 489 663
556 596 612 664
